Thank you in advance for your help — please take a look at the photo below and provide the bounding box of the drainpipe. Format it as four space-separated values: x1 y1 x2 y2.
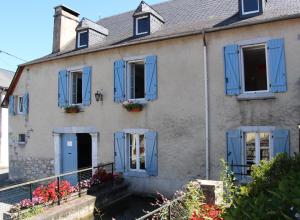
203 30 210 180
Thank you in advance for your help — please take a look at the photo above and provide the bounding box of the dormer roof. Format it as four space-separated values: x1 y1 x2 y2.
76 18 109 36
133 1 164 22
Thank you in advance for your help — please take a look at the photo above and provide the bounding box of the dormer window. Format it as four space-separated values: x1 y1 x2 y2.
77 30 88 48
136 16 150 35
240 0 264 17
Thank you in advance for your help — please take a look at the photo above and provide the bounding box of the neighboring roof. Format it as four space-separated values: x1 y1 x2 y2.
24 0 300 66
0 68 14 89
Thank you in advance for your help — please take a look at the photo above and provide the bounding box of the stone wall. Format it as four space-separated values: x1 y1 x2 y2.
9 156 54 181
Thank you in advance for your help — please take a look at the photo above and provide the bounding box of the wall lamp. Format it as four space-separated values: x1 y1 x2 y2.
95 90 103 102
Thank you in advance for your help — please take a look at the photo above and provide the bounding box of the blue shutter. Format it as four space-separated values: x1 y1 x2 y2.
114 132 125 172
82 66 92 106
145 55 158 101
114 60 125 103
227 129 242 179
9 95 15 115
272 129 290 157
58 69 68 107
224 45 241 95
23 93 29 115
145 131 158 176
268 39 287 93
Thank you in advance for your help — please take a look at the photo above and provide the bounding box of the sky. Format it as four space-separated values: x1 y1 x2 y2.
0 0 165 72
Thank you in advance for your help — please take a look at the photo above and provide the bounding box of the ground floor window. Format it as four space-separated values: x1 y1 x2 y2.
127 133 146 171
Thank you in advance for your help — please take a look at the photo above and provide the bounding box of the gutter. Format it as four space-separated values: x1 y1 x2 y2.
203 30 209 180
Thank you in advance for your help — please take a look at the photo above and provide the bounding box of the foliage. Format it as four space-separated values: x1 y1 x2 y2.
20 205 44 219
223 153 300 220
150 181 223 220
122 101 143 111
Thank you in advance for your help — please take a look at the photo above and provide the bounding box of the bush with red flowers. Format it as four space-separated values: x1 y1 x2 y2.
91 168 114 185
191 204 223 220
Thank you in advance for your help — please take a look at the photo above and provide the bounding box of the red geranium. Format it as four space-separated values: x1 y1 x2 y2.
190 204 223 220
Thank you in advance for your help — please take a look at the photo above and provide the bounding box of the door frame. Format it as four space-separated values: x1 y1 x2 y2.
53 126 99 175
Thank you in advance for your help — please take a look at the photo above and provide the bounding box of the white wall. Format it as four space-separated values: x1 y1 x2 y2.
0 93 8 168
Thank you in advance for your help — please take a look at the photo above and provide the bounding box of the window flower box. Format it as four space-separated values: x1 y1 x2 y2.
122 101 144 112
64 105 80 113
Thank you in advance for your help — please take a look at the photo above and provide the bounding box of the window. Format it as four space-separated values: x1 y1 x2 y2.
127 61 145 100
241 0 260 15
18 133 26 144
70 71 82 105
242 45 268 92
244 132 270 174
127 133 146 171
136 16 150 35
77 31 88 48
224 38 287 97
16 96 24 114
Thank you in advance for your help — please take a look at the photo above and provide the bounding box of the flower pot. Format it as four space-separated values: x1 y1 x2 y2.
127 107 143 112
64 106 80 113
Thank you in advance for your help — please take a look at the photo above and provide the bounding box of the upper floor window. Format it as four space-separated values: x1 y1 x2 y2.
241 0 260 15
9 94 29 116
77 31 88 48
224 38 287 98
114 55 157 103
135 16 150 35
58 66 91 108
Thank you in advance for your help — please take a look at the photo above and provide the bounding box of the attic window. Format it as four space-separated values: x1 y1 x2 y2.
77 30 88 48
136 16 150 35
242 0 260 15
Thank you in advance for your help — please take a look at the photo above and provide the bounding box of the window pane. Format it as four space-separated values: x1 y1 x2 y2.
77 74 82 104
243 0 259 13
260 133 270 161
72 74 77 104
130 134 137 170
243 46 267 92
137 17 149 34
79 31 88 47
71 72 82 104
246 132 256 174
19 97 23 113
139 135 145 170
129 62 145 99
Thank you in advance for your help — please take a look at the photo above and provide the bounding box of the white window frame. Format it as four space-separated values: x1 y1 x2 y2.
240 43 270 94
18 133 26 144
240 126 274 166
125 59 146 102
135 16 149 36
77 31 88 48
123 129 148 173
241 0 260 15
68 70 83 106
16 95 25 115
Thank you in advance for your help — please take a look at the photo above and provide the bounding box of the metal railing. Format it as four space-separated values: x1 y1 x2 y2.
0 162 114 208
230 163 252 178
136 195 186 220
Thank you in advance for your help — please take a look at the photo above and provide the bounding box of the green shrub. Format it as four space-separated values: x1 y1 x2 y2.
223 153 300 220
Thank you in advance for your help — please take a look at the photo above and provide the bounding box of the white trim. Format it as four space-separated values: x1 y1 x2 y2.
240 43 269 94
237 37 270 46
241 0 260 15
77 30 88 48
66 65 86 72
239 126 275 132
122 128 149 134
135 16 149 35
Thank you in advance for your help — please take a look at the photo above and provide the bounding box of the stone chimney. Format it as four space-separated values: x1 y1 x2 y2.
52 5 80 53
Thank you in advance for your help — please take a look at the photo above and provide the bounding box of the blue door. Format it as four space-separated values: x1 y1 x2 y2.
61 134 78 185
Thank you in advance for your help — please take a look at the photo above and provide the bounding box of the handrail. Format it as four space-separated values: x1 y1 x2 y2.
136 195 185 220
0 163 113 192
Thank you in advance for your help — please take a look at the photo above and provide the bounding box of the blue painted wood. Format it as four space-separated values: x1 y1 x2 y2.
268 39 287 93
145 131 158 176
273 129 290 157
9 95 15 115
224 44 241 95
114 132 125 172
23 93 29 115
58 69 69 107
82 66 92 106
114 60 125 103
145 55 158 101
227 129 242 179
61 134 78 185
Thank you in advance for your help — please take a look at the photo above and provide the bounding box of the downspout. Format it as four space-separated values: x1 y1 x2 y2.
203 30 210 180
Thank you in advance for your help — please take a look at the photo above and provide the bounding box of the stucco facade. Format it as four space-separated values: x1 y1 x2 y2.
6 6 300 195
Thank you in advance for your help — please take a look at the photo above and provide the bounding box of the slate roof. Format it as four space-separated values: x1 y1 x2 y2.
22 0 300 65
0 68 14 89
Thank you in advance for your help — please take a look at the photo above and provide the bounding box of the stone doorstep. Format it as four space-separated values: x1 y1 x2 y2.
29 195 96 220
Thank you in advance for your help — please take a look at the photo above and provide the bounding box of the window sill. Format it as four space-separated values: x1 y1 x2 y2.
237 92 276 101
124 171 148 178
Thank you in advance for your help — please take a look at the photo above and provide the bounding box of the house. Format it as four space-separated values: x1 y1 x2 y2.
0 68 14 169
2 0 300 196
